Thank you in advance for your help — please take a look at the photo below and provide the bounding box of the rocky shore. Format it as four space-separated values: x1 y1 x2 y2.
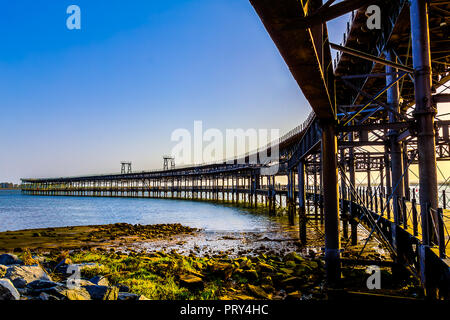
0 248 325 300
0 223 421 300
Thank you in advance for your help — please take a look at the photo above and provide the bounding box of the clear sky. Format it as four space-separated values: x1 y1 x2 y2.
0 1 351 183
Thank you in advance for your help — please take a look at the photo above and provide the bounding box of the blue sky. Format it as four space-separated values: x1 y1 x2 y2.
0 0 348 183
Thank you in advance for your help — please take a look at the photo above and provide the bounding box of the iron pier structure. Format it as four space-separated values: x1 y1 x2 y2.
22 0 450 298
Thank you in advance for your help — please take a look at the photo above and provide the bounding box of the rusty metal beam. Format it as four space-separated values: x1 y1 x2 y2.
250 0 335 120
330 42 415 73
283 0 379 30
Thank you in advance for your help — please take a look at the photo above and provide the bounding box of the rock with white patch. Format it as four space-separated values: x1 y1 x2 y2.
0 279 20 300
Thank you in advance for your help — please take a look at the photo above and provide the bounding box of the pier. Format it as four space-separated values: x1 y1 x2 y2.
22 0 450 298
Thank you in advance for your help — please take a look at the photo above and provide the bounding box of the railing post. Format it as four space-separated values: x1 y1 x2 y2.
374 189 378 213
437 208 446 259
412 198 419 236
402 197 408 229
313 155 318 221
340 140 348 239
385 153 392 220
348 129 357 245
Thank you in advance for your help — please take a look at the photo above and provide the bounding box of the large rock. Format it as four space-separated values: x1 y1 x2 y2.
285 252 305 263
83 285 118 300
280 276 303 288
0 279 20 300
38 292 60 301
242 269 259 280
5 265 52 288
210 262 234 280
247 284 271 299
179 274 204 289
27 280 60 291
53 286 91 300
258 262 275 273
118 292 140 301
0 254 23 266
89 276 109 286
117 284 130 292
301 260 319 271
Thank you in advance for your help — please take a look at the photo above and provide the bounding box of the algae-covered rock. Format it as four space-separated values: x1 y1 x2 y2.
301 260 319 271
247 284 271 299
258 262 275 273
261 284 275 293
284 252 305 263
179 274 204 289
56 287 91 300
238 258 252 270
285 260 296 268
234 294 256 300
280 267 294 275
286 290 302 299
280 276 303 288
261 275 273 286
294 263 307 273
242 269 258 280
211 262 234 280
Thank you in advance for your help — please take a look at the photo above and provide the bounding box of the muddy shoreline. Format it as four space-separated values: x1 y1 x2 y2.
0 223 198 253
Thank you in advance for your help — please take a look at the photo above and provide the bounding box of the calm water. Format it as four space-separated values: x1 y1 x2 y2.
0 190 285 233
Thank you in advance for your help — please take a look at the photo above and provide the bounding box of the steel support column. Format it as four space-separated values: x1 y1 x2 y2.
298 161 307 244
385 50 404 226
348 130 358 245
410 0 439 245
410 0 439 297
320 120 341 285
